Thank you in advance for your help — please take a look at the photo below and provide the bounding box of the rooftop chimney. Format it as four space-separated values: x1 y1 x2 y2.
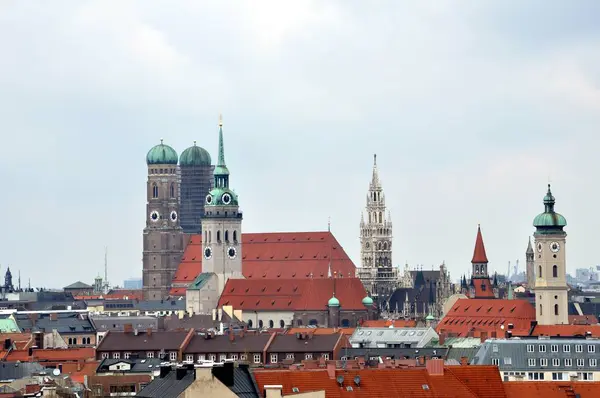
426 358 444 376
146 328 152 336
438 333 446 346
460 356 468 366
212 308 217 321
123 324 133 333
159 364 171 378
49 313 57 321
175 365 187 380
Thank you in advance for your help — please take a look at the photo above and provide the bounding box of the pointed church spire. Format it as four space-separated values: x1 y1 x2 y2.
526 237 533 254
213 115 230 188
371 153 380 186
472 224 489 263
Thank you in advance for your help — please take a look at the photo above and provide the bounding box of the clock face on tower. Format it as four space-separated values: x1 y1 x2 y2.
227 247 237 259
537 242 543 253
222 193 232 205
150 211 160 222
205 194 213 205
204 246 213 259
170 211 178 221
550 242 560 253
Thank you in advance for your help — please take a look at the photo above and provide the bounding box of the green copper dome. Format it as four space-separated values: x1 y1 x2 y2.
146 140 178 165
533 184 567 229
328 295 340 307
179 142 212 167
205 187 239 207
362 296 373 306
426 314 435 321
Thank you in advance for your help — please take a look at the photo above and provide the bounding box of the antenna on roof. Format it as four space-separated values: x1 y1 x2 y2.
103 246 109 294
18 270 21 291
328 216 331 232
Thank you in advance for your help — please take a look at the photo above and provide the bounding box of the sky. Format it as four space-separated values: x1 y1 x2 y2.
1 0 600 289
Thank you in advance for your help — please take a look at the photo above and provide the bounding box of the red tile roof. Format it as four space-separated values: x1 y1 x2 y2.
170 231 356 295
0 333 34 350
252 364 505 397
471 278 496 299
504 382 600 398
529 324 600 338
569 315 598 325
32 347 96 362
361 319 417 328
217 277 368 311
286 328 355 336
437 298 535 337
105 289 143 300
472 225 489 263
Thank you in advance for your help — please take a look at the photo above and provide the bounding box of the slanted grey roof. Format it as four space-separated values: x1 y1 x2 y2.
14 312 95 334
91 316 159 332
96 358 164 373
137 365 194 398
472 338 600 371
0 362 46 382
135 300 185 311
64 281 93 289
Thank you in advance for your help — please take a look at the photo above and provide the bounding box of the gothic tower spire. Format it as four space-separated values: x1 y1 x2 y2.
469 225 494 299
358 154 396 304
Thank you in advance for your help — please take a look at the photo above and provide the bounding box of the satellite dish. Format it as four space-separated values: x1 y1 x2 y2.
52 368 60 376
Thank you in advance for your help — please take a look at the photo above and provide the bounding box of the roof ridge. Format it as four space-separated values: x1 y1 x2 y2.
444 366 481 398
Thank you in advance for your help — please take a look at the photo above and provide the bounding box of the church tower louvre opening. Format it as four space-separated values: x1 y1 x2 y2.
357 154 397 304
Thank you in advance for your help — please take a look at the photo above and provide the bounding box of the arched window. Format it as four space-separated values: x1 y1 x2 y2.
247 319 253 328
538 266 542 278
68 338 72 345
258 320 263 328
269 320 274 328
233 230 237 243
379 212 382 223
341 319 350 327
170 183 175 198
554 304 559 316
279 320 285 328
204 230 207 243
539 304 543 315
208 231 212 243
217 230 221 242
552 265 558 278
225 230 229 242
152 184 158 198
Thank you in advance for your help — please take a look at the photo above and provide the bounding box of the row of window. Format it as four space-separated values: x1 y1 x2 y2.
526 358 597 368
538 265 559 278
67 337 91 345
521 372 594 381
203 229 238 244
526 344 596 353
101 351 327 364
149 168 176 174
151 183 176 199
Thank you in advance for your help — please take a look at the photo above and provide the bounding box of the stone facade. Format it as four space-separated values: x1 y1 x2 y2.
142 162 185 300
526 237 535 290
357 155 397 303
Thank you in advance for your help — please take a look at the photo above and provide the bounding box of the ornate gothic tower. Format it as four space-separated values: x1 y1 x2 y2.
201 117 243 295
533 184 568 325
142 140 185 300
358 154 396 303
526 237 535 290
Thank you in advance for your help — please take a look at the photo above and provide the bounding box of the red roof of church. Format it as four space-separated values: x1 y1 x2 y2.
437 298 535 337
504 382 600 398
471 278 496 299
170 231 356 296
472 225 488 263
529 324 600 338
217 277 368 311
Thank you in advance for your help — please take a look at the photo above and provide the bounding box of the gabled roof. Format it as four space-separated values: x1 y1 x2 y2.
96 330 191 352
268 333 345 353
97 357 163 373
184 333 272 354
32 347 96 362
472 225 489 263
437 298 535 337
64 281 93 289
217 277 368 311
252 365 505 397
529 324 600 338
170 231 357 296
14 312 95 334
504 382 600 398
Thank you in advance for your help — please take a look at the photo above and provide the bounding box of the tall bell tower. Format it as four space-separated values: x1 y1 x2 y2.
201 116 243 295
142 140 185 300
533 184 568 325
358 154 396 304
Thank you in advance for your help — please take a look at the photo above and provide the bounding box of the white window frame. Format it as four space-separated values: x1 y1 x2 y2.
552 358 560 367
528 358 536 367
540 358 548 367
169 352 177 361
492 358 499 366
253 354 261 364
551 344 558 353
305 353 313 360
124 352 131 359
565 358 572 367
323 354 329 360
147 351 154 358
185 354 193 362
539 345 546 353
286 353 294 360
588 345 596 353
198 354 205 361
219 354 227 362
113 352 120 359
527 345 534 353
577 358 585 367
101 352 109 359
563 345 571 352
270 353 278 363
590 358 597 367
240 354 247 361
209 354 216 361
575 344 583 353
231 354 238 361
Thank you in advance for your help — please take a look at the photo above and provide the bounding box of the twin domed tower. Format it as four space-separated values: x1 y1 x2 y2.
142 118 237 300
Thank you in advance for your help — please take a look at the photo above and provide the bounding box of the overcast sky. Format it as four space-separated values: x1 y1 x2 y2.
1 1 599 289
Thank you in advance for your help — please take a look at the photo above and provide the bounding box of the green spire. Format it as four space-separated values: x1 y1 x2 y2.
213 115 230 188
